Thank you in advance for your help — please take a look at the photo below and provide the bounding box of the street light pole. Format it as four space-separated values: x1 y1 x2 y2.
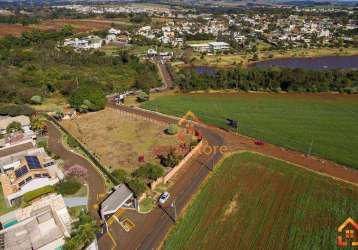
172 198 177 223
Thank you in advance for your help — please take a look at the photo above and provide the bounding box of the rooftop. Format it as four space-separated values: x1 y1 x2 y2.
101 184 133 215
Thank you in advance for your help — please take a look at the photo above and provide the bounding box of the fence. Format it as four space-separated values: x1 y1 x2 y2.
150 140 204 190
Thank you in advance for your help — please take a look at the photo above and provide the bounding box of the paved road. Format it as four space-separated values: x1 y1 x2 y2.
98 103 225 250
47 122 106 222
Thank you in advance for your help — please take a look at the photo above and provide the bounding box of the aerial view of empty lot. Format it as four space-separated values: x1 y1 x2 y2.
61 108 180 171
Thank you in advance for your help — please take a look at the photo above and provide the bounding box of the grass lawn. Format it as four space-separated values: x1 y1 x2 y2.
61 108 183 172
142 92 358 169
165 152 358 250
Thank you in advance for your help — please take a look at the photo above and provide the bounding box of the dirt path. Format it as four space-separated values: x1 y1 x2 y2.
221 131 358 186
46 122 106 222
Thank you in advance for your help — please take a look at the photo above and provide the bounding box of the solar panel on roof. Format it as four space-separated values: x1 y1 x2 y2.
15 166 28 178
25 156 41 169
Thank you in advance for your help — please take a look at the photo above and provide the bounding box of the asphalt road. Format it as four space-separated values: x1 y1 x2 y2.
47 122 106 222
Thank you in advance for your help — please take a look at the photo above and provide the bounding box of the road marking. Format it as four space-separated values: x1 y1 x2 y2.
107 228 117 250
108 208 126 225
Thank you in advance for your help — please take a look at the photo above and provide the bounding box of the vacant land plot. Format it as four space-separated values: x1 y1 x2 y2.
165 152 358 250
61 108 180 171
0 19 111 37
142 93 358 169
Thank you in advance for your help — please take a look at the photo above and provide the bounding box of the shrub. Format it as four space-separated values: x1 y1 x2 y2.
112 169 128 184
23 185 55 203
65 165 88 179
160 150 179 168
69 85 106 112
0 104 34 116
6 121 23 134
166 124 178 135
67 135 80 148
30 95 43 104
132 163 164 180
136 91 149 102
127 179 147 197
56 180 82 195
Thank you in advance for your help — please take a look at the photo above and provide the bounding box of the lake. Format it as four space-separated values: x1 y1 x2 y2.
253 55 358 70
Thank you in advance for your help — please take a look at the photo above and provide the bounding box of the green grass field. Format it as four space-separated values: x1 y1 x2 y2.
164 152 358 250
142 93 358 169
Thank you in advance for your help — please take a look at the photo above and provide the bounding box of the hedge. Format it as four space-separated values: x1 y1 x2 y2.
23 185 55 203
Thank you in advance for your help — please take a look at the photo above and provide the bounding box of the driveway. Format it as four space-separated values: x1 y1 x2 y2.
46 122 106 222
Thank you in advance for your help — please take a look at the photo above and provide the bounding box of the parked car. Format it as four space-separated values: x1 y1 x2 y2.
159 192 170 204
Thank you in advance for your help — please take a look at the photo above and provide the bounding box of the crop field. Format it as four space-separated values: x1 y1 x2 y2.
165 152 358 250
61 108 181 171
142 93 358 169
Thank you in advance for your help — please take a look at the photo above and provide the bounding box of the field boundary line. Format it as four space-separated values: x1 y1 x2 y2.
237 150 358 188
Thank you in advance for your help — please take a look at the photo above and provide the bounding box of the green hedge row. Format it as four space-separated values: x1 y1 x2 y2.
23 185 55 203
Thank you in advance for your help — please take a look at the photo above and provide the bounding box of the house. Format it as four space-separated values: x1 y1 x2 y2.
188 43 210 52
0 131 36 150
108 28 121 35
0 148 63 206
0 116 31 135
106 34 117 44
62 109 77 121
208 42 230 52
0 194 72 250
100 184 136 229
147 48 158 57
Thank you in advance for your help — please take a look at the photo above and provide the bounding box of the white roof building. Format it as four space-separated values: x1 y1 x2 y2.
0 194 71 250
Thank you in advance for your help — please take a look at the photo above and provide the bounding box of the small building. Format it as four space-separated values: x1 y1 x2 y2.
208 42 230 52
147 48 158 57
100 184 136 228
188 43 210 52
108 28 121 35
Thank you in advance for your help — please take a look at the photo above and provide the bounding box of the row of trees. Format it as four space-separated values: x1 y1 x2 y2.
176 67 358 93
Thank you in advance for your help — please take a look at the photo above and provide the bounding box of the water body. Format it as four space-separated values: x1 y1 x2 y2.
253 55 358 70
194 66 218 76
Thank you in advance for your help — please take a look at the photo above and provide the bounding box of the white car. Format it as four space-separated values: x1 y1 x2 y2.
159 192 170 204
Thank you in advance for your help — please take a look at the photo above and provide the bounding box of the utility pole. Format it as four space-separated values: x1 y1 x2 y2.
308 139 314 156
172 198 177 223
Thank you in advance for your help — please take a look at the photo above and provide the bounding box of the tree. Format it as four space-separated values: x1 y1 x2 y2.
64 211 98 250
160 149 179 168
31 115 46 133
132 163 164 181
69 85 106 112
30 95 42 104
112 169 128 184
136 91 149 102
166 124 178 135
6 121 23 134
127 179 147 197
